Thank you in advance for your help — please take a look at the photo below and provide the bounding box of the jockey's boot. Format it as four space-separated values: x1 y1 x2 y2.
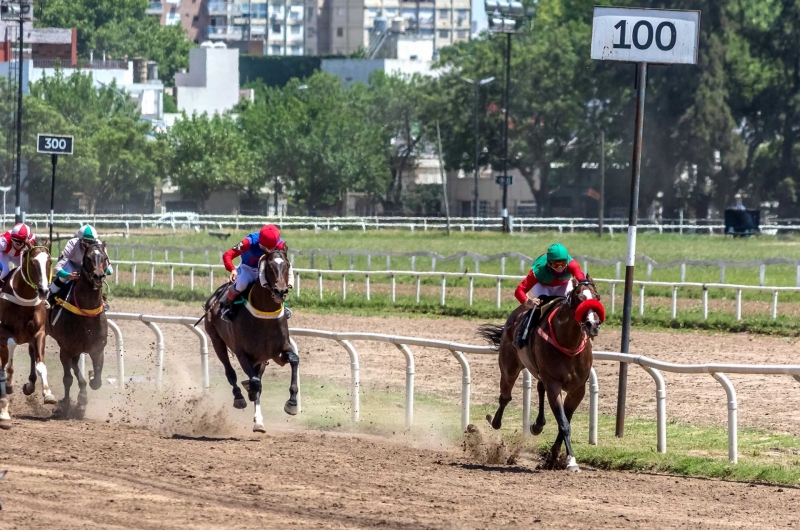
285 307 293 319
514 308 538 349
220 289 240 322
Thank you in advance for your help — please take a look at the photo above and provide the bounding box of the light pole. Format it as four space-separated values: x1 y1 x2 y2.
485 0 529 233
0 186 11 229
462 76 494 218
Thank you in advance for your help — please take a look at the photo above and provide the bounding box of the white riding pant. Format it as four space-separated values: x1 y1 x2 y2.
49 261 78 292
0 251 19 282
530 281 573 300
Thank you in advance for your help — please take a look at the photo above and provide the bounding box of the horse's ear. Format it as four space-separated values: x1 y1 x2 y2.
39 237 51 249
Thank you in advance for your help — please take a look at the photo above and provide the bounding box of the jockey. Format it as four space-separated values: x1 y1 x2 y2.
219 224 294 321
513 243 586 349
0 223 34 283
47 224 113 307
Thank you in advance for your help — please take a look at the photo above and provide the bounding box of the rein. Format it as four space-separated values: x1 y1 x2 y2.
20 245 50 291
537 303 588 356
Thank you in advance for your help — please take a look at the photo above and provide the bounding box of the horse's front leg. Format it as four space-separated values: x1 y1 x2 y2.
283 349 299 416
31 333 57 404
252 362 267 433
0 341 10 429
544 379 581 472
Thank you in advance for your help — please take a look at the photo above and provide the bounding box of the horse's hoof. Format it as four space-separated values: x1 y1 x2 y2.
6 385 13 394
22 383 34 396
530 423 544 436
43 393 58 405
73 406 86 421
0 418 10 430
89 378 102 391
253 423 266 433
566 456 580 472
77 393 88 407
233 398 247 409
284 401 298 416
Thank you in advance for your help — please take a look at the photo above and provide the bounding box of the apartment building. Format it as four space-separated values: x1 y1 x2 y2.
147 0 210 43
364 0 471 54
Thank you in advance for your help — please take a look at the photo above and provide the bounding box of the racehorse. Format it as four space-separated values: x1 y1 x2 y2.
204 248 299 433
46 241 109 419
0 241 54 429
479 276 604 471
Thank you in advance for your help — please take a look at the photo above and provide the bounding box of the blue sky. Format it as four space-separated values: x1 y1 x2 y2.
473 2 488 33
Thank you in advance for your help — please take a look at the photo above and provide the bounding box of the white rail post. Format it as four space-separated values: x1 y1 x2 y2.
522 369 532 438
772 290 778 320
318 273 323 300
366 275 370 301
451 350 471 431
610 283 616 313
184 322 210 393
336 340 360 422
759 264 766 286
170 266 174 290
639 284 645 316
736 289 742 320
209 268 214 293
341 275 346 301
468 276 474 306
440 275 446 306
640 366 667 454
395 344 415 428
190 268 194 290
671 286 678 319
500 257 506 275
702 287 709 320
720 264 726 284
711 372 738 463
150 266 154 287
132 264 137 287
295 273 301 297
496 278 501 309
146 322 165 390
107 320 125 389
588 368 598 445
391 274 396 303
680 263 686 283
796 265 800 287
415 276 421 304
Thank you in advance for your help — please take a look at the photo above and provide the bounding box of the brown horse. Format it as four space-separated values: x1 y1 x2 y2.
0 241 54 429
204 248 298 433
46 241 109 419
479 276 603 471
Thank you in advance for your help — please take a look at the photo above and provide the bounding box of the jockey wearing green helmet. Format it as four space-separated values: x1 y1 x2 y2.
513 243 586 349
47 224 113 307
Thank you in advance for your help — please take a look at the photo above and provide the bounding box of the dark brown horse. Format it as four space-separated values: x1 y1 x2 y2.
479 276 603 471
46 241 109 419
0 241 54 429
204 248 298 433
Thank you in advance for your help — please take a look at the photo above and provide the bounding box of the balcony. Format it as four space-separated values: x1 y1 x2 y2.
208 2 242 15
207 26 243 39
146 1 163 14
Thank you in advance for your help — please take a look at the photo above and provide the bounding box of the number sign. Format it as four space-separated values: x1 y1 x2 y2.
37 134 73 155
591 7 700 65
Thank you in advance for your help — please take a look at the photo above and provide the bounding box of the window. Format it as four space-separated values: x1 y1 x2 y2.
289 6 302 19
367 7 379 18
291 24 301 34
384 8 396 17
166 12 180 25
307 7 313 19
290 45 302 55
193 15 199 22
456 9 470 19
438 29 449 39
420 27 434 35
337 7 344 16
308 26 316 37
438 9 449 18
336 27 343 37
272 22 282 33
252 3 267 18
419 8 433 24
456 29 468 39
270 3 283 16
271 45 282 54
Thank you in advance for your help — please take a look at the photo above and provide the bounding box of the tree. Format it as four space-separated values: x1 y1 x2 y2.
36 0 193 86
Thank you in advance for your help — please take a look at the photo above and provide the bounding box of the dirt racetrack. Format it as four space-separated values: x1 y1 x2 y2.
3 298 800 528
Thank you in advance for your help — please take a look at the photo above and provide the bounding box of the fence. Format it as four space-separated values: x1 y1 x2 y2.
11 212 800 234
78 312 800 464
105 259 800 321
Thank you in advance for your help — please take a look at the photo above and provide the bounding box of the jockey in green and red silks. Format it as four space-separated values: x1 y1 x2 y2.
218 224 294 321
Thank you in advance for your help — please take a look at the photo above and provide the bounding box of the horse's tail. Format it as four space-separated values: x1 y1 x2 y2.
477 324 504 351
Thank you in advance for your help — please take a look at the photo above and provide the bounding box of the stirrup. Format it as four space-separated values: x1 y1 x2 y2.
285 307 292 319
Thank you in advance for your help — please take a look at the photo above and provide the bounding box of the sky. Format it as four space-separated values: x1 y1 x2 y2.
473 2 488 33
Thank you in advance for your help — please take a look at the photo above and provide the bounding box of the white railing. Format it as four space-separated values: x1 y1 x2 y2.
105 260 800 321
11 213 800 235
92 312 800 463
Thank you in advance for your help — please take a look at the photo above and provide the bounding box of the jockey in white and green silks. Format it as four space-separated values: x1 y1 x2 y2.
47 224 113 306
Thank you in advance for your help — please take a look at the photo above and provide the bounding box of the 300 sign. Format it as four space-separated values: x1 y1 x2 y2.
37 134 74 155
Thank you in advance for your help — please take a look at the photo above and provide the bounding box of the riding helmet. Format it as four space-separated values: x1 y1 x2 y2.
258 224 280 249
546 243 569 262
10 222 30 241
78 224 98 242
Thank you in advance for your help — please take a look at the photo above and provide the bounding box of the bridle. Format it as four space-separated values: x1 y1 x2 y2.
258 250 289 304
81 242 109 290
20 244 50 291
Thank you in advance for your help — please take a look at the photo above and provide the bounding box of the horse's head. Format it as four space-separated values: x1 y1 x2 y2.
258 249 290 304
23 240 51 300
567 275 603 339
81 241 109 290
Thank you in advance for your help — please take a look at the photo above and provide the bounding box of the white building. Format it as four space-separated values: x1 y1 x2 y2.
174 43 241 115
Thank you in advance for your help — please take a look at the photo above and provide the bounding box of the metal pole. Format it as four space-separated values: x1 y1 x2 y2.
436 121 451 236
615 62 647 438
14 17 23 223
501 32 511 233
49 154 57 244
599 130 605 237
473 82 480 218
273 176 279 216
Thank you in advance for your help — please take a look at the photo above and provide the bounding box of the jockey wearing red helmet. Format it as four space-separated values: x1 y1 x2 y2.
0 223 34 282
219 224 293 320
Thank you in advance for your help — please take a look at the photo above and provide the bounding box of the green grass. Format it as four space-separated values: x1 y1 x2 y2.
107 284 800 337
252 371 800 486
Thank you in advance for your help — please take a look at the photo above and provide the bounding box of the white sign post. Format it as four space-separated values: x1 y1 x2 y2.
591 7 700 438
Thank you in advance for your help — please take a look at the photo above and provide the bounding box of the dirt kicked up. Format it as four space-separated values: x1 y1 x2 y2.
1 299 800 528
